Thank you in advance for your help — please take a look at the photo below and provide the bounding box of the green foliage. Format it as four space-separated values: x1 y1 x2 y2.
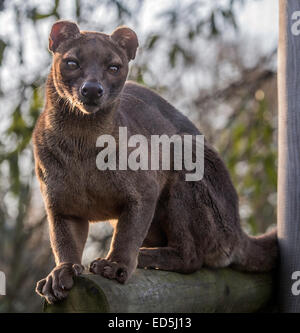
0 39 6 67
219 96 277 234
29 0 60 22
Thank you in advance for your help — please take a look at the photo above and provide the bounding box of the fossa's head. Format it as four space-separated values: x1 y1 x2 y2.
48 20 138 114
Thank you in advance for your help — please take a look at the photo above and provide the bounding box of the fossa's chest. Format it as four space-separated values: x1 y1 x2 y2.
42 134 123 220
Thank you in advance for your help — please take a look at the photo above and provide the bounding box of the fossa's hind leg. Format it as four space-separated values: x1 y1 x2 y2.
138 246 202 273
138 189 203 274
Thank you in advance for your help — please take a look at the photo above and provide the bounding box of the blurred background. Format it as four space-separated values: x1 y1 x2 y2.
0 0 278 312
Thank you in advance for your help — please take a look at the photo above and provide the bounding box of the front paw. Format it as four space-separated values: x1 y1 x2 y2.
89 258 130 284
35 263 84 304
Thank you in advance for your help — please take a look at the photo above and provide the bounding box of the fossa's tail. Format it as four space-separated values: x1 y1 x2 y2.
232 228 278 272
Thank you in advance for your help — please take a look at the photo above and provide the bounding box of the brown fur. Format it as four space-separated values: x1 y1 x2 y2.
33 20 278 304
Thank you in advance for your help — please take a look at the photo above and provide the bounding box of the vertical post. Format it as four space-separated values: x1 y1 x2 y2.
278 0 300 312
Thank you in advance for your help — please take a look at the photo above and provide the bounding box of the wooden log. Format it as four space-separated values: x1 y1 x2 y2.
278 0 300 312
43 268 274 313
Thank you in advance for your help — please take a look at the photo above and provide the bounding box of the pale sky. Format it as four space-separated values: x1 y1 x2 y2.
238 0 278 53
0 0 279 88
0 0 280 151
141 0 278 51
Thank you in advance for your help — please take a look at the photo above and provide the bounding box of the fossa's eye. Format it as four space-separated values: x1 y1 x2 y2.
66 59 79 69
108 65 120 73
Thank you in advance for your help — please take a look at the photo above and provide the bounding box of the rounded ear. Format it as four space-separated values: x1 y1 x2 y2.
49 20 80 52
110 26 138 61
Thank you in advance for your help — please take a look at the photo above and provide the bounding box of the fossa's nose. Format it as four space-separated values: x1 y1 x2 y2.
80 81 103 102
